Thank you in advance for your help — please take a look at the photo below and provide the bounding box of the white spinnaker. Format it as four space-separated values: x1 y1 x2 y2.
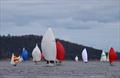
32 44 41 61
41 28 56 61
10 53 15 65
82 48 88 62
100 51 107 62
75 56 78 62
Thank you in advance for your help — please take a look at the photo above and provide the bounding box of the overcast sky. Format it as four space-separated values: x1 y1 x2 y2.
0 0 120 52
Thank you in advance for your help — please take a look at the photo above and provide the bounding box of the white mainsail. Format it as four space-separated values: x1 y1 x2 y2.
41 28 56 61
32 43 41 61
100 50 107 62
82 48 88 63
75 56 78 62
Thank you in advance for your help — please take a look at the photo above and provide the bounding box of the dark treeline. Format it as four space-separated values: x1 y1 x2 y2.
0 35 120 60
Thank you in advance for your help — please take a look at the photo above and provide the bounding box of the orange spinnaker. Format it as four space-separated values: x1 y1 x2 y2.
109 47 118 63
56 41 65 61
14 56 19 64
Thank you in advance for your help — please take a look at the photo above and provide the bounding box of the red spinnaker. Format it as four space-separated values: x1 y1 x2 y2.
56 41 65 61
109 47 117 63
41 52 44 60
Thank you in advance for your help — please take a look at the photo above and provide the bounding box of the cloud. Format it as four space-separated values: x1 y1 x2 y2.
1 0 119 25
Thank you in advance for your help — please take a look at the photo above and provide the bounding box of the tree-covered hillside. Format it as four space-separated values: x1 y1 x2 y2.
1 35 119 60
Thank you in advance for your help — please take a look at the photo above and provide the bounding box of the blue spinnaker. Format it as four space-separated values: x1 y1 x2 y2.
21 48 29 61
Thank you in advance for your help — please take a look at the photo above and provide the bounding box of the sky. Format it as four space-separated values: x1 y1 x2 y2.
0 0 120 52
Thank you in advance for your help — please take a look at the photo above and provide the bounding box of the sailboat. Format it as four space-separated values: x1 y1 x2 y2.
108 47 118 65
41 28 56 66
21 48 29 61
32 43 41 64
56 40 65 65
100 50 107 62
75 56 78 62
82 48 88 63
10 53 20 66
